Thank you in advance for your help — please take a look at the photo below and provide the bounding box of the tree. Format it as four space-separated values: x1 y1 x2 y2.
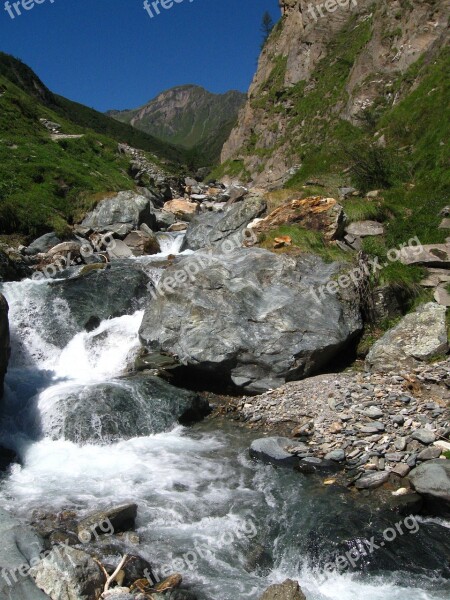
261 11 274 48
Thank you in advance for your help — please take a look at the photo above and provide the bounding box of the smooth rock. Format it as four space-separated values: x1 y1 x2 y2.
24 233 61 256
412 430 436 445
355 471 390 490
417 447 442 461
409 460 450 516
249 437 299 468
81 191 156 232
259 579 306 600
325 449 345 462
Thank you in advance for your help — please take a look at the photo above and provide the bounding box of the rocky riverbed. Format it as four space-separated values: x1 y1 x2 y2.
219 358 450 514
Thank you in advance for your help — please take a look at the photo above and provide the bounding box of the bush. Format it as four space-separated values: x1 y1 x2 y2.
345 143 408 192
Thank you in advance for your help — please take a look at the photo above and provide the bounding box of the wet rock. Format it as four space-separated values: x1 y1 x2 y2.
355 471 390 490
77 504 137 539
30 546 104 600
409 460 450 516
297 457 339 474
123 231 160 256
140 248 362 393
0 508 50 599
366 303 449 372
182 196 266 251
259 579 306 600
391 463 411 478
41 375 210 444
325 449 345 462
249 437 299 468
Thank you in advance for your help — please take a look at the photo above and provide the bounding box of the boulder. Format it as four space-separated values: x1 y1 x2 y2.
249 438 298 468
77 504 137 538
44 262 150 347
123 231 160 256
182 197 267 251
46 242 82 260
409 460 450 516
345 221 384 237
0 246 32 281
259 579 306 600
24 233 61 256
163 200 199 222
399 242 450 268
30 546 104 600
252 197 346 241
81 191 156 232
355 471 390 490
366 303 449 372
0 294 10 398
140 248 362 393
0 508 50 599
40 375 210 443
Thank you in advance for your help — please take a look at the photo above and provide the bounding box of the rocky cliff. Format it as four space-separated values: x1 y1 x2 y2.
221 0 449 187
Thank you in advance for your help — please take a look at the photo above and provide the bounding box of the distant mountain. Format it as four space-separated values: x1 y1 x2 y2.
108 85 246 164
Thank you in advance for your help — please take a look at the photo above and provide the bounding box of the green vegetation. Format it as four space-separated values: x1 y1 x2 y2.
208 159 250 182
258 225 349 262
0 54 185 238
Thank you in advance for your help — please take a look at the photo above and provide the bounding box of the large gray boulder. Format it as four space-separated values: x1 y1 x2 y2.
81 191 156 233
0 295 10 398
46 262 151 347
24 233 61 256
39 375 210 443
0 508 50 600
366 303 449 372
29 546 104 600
409 459 450 517
250 438 298 467
259 579 306 600
182 196 266 251
140 248 362 393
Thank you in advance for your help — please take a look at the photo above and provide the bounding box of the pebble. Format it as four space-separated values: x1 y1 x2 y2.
411 430 436 445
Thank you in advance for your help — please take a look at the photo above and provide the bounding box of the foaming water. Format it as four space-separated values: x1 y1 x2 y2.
0 271 449 600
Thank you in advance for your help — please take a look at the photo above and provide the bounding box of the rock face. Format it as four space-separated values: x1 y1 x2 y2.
221 0 450 186
140 248 362 393
30 546 104 600
0 508 50 599
0 295 10 398
40 375 210 443
48 262 150 346
366 303 449 372
81 191 156 233
182 197 267 251
409 460 450 516
253 197 345 241
259 579 306 600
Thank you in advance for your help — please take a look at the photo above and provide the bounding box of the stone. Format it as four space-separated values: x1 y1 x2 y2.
439 218 450 229
24 232 61 256
139 248 362 393
355 471 390 490
77 504 137 538
338 187 357 199
30 546 104 600
249 438 299 468
434 284 450 307
107 239 134 259
163 199 199 222
391 415 405 426
0 508 50 599
168 222 189 232
325 449 345 462
417 447 442 461
345 221 384 237
123 231 160 256
259 579 306 600
364 406 384 419
366 303 449 372
394 437 407 451
391 463 411 478
412 430 436 445
182 196 266 251
399 242 450 268
409 460 450 516
253 196 345 241
41 375 210 444
81 191 156 232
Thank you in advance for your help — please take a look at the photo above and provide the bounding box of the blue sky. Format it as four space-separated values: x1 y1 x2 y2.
0 0 280 111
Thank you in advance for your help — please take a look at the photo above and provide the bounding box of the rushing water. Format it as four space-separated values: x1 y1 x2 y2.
0 236 449 600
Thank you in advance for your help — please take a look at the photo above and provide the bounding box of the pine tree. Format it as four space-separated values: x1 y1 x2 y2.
261 11 274 48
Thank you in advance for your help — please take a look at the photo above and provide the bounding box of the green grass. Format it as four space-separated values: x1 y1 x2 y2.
258 225 350 262
207 159 250 182
342 198 388 223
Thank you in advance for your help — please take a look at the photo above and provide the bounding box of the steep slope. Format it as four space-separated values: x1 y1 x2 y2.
0 52 185 164
220 0 449 189
0 54 182 238
108 85 246 163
